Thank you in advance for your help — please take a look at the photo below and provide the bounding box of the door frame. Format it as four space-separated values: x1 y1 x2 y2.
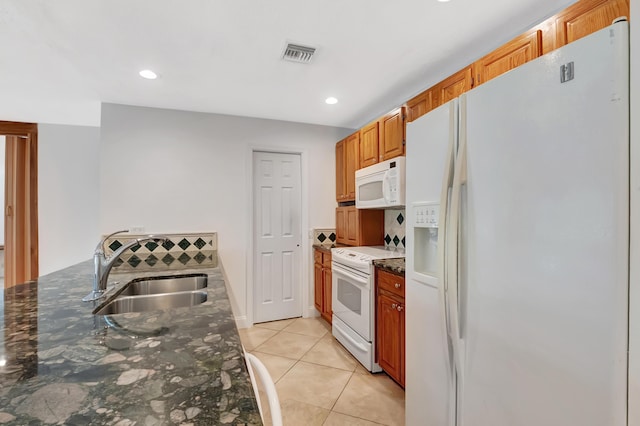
246 146 309 327
0 121 38 288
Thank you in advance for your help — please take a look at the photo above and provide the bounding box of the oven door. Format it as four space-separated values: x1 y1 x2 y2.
331 261 371 341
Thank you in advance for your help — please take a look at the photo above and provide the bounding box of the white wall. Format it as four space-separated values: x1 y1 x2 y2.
99 103 350 324
629 1 639 425
38 124 100 275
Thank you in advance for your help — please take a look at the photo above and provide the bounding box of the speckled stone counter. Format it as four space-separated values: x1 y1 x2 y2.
0 255 262 425
373 258 405 276
312 244 334 253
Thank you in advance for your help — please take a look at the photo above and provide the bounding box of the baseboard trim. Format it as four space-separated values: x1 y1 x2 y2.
235 316 250 329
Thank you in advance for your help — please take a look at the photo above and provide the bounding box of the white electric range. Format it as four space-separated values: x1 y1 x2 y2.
331 245 405 372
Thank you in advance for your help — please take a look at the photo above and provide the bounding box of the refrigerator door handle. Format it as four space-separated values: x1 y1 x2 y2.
448 96 468 384
438 100 459 409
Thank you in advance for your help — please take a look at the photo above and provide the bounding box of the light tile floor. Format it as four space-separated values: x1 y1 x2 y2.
239 317 405 426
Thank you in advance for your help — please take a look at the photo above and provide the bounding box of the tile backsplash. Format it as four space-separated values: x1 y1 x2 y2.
103 232 217 271
384 210 406 249
313 228 336 245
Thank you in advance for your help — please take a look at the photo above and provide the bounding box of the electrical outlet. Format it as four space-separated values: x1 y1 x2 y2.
130 226 145 233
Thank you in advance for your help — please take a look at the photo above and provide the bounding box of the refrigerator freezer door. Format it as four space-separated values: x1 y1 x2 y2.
405 100 458 426
460 23 629 426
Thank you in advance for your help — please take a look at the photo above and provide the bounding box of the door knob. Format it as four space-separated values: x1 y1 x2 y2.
394 283 401 289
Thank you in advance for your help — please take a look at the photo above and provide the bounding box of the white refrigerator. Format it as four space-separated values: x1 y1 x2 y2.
405 20 629 426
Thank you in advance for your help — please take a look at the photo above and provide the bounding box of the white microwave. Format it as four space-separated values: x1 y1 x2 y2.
355 157 406 209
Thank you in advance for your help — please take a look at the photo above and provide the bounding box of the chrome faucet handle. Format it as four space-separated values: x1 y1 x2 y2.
96 229 129 253
137 234 169 244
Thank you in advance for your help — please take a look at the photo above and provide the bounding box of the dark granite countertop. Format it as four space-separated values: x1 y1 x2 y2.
373 258 406 276
0 255 262 425
312 244 335 252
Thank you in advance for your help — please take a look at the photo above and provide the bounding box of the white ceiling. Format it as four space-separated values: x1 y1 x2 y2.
0 0 576 129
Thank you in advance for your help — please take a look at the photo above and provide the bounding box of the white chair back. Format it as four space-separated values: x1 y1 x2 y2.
245 352 283 426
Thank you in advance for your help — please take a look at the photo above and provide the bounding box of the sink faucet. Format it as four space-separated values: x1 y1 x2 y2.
83 230 169 302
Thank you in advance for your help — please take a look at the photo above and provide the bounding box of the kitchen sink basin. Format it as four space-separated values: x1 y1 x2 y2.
118 273 208 296
93 290 208 315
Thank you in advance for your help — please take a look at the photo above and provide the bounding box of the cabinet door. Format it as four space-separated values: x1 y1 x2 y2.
314 260 323 312
360 121 379 168
377 293 403 385
474 29 542 86
400 300 405 386
335 140 346 201
336 207 347 244
322 267 332 323
336 206 384 246
344 132 359 201
346 207 358 245
406 89 434 122
433 66 473 108
379 107 406 161
555 0 629 47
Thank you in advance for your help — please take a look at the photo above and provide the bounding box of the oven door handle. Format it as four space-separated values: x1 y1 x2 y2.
331 262 369 288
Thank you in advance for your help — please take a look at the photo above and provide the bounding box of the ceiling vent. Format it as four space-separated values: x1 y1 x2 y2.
282 43 316 64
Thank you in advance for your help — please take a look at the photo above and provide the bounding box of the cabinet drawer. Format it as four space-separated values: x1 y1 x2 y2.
377 269 405 298
314 250 323 264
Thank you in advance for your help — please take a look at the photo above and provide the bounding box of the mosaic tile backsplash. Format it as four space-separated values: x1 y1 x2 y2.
385 210 406 248
103 232 217 271
313 228 336 245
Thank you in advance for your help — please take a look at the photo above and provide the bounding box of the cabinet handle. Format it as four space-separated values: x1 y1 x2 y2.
394 283 401 289
397 305 404 312
391 303 397 309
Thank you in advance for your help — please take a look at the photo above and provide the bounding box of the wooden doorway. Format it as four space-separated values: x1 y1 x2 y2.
0 121 38 288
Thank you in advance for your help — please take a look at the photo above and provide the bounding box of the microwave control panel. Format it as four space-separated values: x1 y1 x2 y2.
413 202 439 228
387 168 398 202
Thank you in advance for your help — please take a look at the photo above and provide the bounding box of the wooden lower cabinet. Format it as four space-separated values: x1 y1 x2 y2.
314 248 332 324
376 268 405 387
336 206 384 246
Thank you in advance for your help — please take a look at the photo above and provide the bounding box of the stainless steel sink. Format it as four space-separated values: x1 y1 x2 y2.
93 290 208 315
118 274 208 296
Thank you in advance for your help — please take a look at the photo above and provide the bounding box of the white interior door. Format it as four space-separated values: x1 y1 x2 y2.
253 151 302 323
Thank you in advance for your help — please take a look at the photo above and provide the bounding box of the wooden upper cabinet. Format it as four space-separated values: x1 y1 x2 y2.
554 0 629 47
344 132 359 200
335 139 346 202
360 121 379 168
433 66 473 108
346 207 358 244
336 206 384 246
336 132 359 202
406 89 434 123
379 107 406 161
474 29 543 87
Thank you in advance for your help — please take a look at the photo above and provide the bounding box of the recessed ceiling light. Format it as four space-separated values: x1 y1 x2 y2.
139 69 158 80
325 97 338 105
437 0 451 2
